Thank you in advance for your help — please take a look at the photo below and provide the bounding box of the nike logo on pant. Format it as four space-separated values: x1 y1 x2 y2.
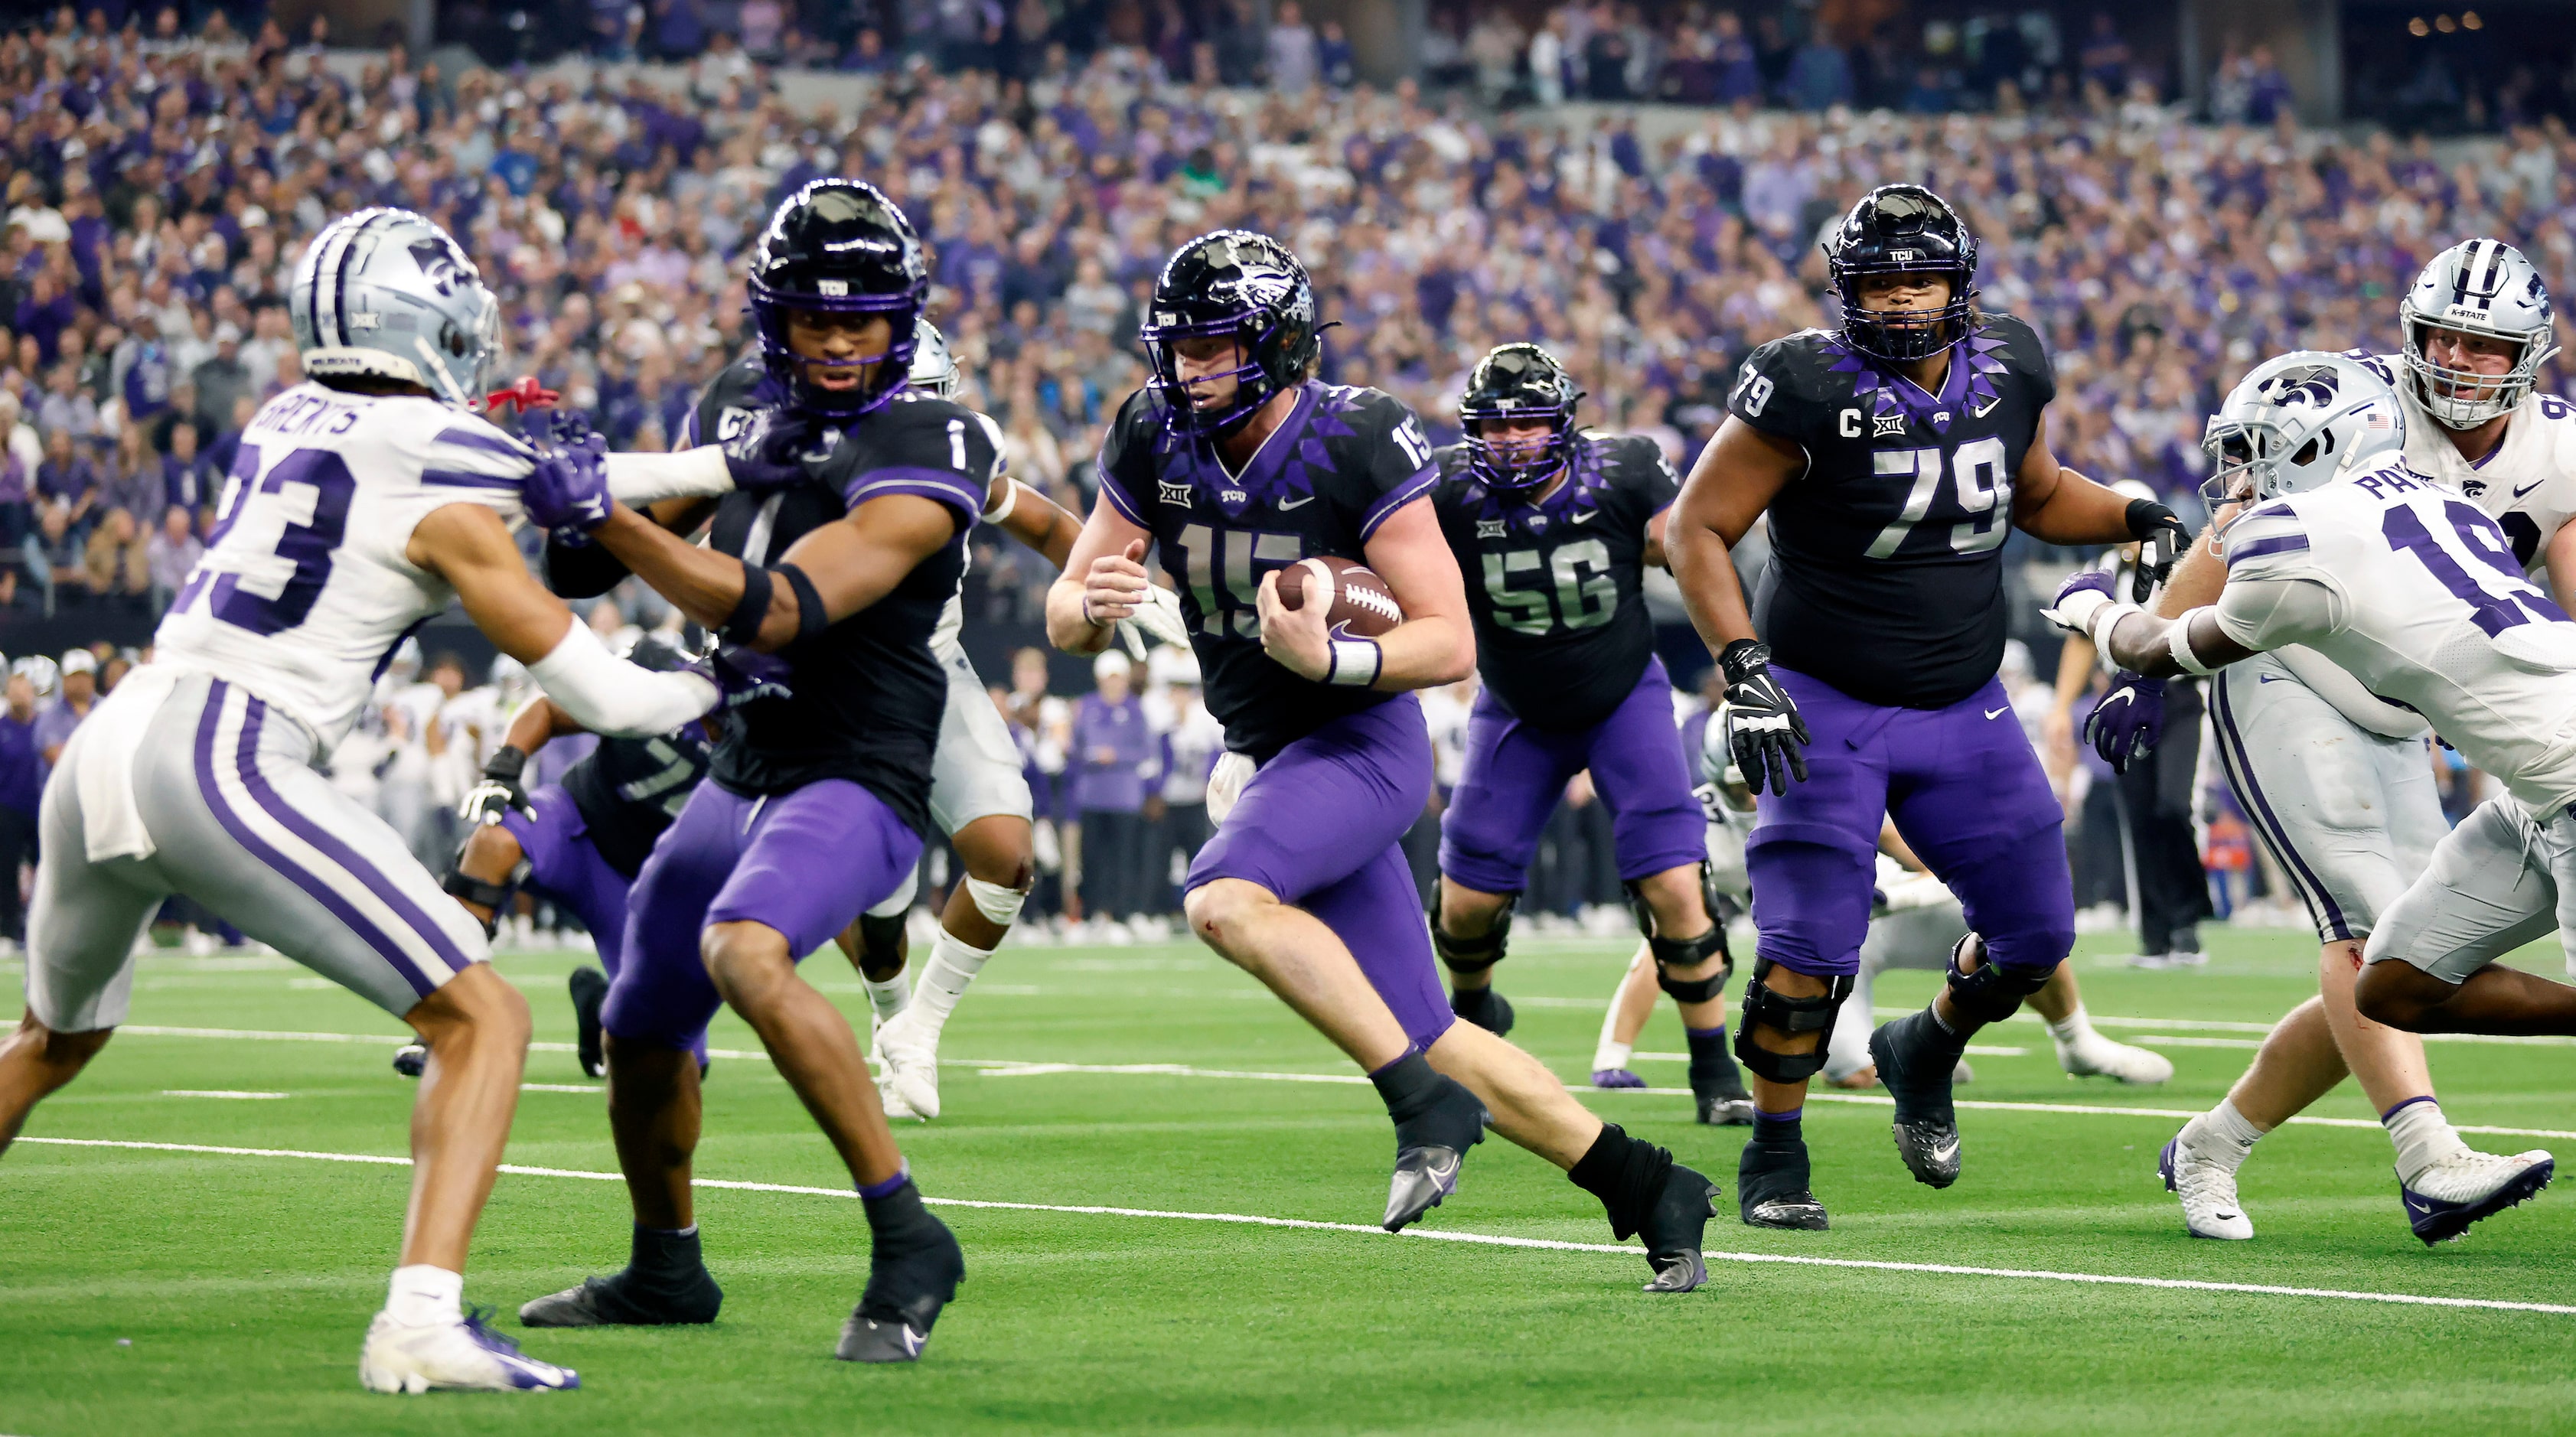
1984 707 2007 719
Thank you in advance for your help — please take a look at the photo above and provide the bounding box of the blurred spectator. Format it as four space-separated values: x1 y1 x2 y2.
145 503 199 614
36 647 96 767
1267 0 1318 95
33 429 96 539
83 505 148 604
0 667 35 943
1071 648 1151 934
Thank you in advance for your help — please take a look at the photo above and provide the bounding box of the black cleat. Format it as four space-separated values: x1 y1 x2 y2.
837 1208 965 1363
1869 1009 1962 1188
1449 982 1515 1037
1738 1134 1828 1230
1694 1084 1757 1127
569 965 609 1079
391 1042 427 1079
1639 1163 1719 1292
1385 1074 1489 1231
520 1266 723 1328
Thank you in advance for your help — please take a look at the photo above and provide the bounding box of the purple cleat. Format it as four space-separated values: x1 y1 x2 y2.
1593 1068 1647 1090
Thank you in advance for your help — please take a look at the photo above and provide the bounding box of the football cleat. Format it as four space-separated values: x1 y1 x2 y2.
1384 1075 1489 1231
569 965 609 1080
837 1209 966 1363
1695 1088 1757 1126
2056 1028 2173 1085
1737 1134 1828 1230
1591 1068 1646 1090
1869 1010 1961 1188
518 1268 722 1328
2160 1134 2254 1240
392 1042 427 1079
1448 983 1515 1038
360 1308 579 1393
1639 1164 1720 1292
2400 1149 2554 1245
869 1008 941 1121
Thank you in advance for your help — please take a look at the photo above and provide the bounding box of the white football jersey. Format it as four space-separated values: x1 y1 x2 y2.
152 383 533 748
2214 455 2576 813
2353 350 2576 579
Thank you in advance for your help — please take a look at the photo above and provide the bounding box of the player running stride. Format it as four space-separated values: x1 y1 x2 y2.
0 209 752 1393
1055 230 1719 1289
2136 246 2563 1243
1423 342 1753 1125
515 181 975 1361
1666 184 2188 1227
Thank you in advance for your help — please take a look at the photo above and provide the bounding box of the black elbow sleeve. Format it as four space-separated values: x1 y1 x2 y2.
543 536 631 599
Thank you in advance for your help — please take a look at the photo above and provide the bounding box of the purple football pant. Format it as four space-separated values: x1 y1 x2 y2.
1185 692 1453 1054
603 778 923 1051
1439 655 1706 894
500 786 633 975
1747 668 2072 980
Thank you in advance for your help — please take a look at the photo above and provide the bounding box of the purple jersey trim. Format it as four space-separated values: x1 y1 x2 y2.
419 467 523 490
434 425 534 461
1100 468 1151 526
2225 533 2309 565
1359 464 1439 540
842 465 983 525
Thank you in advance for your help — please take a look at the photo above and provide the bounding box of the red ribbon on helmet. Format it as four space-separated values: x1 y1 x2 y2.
481 376 559 415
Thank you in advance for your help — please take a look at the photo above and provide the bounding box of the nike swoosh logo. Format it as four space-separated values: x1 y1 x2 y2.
1984 706 2007 719
1570 510 1599 523
2258 674 2287 683
2514 479 2545 498
1972 396 2000 419
1278 494 1316 510
1425 1153 1460 1188
2407 1196 2434 1214
1931 1138 1960 1162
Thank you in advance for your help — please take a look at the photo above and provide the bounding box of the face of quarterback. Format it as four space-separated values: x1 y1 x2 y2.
1857 271 1953 341
1170 331 1249 413
2418 323 2520 403
785 310 894 396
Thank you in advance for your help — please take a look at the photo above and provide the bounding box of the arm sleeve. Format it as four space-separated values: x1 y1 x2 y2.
605 446 733 505
525 617 719 738
2212 572 2344 651
542 536 633 599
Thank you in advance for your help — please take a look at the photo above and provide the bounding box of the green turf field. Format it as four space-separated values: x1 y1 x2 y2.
5 924 2576 1435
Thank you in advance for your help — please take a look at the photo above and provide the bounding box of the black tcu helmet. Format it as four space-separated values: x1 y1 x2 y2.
1458 342 1584 494
1824 184 1979 363
1140 230 1320 438
748 178 929 418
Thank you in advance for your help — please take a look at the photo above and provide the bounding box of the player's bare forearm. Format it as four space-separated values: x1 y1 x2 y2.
990 478 1084 571
2098 608 2258 679
1670 419 1795 650
502 696 576 756
1051 493 1153 656
761 494 961 650
2152 531 2226 617
1359 498 1475 688
1643 506 1672 570
2013 461 2139 547
2051 632 2095 709
589 503 755 632
410 503 586 663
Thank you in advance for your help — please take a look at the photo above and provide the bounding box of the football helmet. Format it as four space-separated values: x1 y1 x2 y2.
1459 342 1584 494
909 318 960 399
1824 184 1979 363
2398 237 2560 430
2201 350 2408 507
289 208 499 408
1139 230 1320 438
748 179 928 419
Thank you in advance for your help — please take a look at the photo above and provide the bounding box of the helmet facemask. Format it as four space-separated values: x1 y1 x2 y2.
2402 312 2552 430
1141 311 1286 438
750 285 922 419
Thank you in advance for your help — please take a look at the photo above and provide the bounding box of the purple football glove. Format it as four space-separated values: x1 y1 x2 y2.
2083 671 2166 774
722 407 819 492
523 411 611 533
687 645 794 711
2041 566 2124 638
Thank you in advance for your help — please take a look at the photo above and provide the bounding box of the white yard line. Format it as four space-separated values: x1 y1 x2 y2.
157 1090 287 1100
520 1083 604 1094
18 1135 2574 1317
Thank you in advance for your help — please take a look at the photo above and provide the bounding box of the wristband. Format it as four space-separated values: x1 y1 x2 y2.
2082 598 2141 654
775 561 830 645
1324 638 1382 687
482 745 527 784
722 564 774 644
2166 607 2221 676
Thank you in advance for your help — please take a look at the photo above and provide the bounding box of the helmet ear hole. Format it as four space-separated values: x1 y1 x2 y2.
2292 438 2320 466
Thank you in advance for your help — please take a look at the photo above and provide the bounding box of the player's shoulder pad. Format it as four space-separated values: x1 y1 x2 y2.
388 396 535 494
2219 490 2325 574
693 355 781 445
1427 439 1474 483
832 392 994 521
2342 348 2403 388
1729 328 1840 434
1313 382 1424 438
1973 311 2053 383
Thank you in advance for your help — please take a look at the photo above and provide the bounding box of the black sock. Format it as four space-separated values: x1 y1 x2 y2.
1567 1123 1675 1241
628 1223 705 1287
1751 1107 1803 1147
863 1178 934 1240
1369 1048 1443 1122
1686 1025 1745 1093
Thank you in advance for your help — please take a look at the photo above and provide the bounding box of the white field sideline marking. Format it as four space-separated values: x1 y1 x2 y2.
109 1027 2576 1142
1874 1008 2576 1049
521 1083 603 1094
1632 1047 2030 1061
19 1135 2574 1318
158 1090 287 1100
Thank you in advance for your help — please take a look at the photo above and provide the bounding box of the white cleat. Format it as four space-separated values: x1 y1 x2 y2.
2057 1030 2174 1085
2159 1134 2254 1240
2401 1147 2555 1244
870 1008 941 1121
359 1309 579 1393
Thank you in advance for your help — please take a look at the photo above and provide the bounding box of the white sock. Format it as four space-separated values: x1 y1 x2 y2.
1593 943 1646 1071
2046 1003 2093 1045
385 1264 463 1328
2383 1096 2465 1185
909 929 996 1038
1593 1038 1633 1073
2185 1097 2268 1174
863 973 911 1024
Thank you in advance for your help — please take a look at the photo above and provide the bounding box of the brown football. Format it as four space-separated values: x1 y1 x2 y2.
1275 556 1404 637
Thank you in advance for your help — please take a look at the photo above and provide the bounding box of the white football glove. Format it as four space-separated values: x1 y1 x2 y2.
1118 582 1194 657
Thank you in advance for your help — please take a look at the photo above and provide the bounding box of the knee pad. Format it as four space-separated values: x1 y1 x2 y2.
1625 870 1733 1003
856 910 908 966
964 875 1029 928
1732 956 1855 1085
442 848 527 938
1430 891 1514 975
1943 934 2053 1026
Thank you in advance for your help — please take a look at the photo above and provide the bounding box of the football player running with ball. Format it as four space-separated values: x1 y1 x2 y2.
1667 185 2188 1228
1054 231 1720 1291
1423 342 1756 1125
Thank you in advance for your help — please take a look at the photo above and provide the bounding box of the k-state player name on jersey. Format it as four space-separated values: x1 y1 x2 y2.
561 727 713 878
2347 349 2576 578
1727 312 2056 709
1098 379 1440 762
154 382 533 746
1429 430 1677 731
2216 456 2576 813
686 357 995 835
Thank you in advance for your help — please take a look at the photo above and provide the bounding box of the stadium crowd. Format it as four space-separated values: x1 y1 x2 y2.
0 3 2551 946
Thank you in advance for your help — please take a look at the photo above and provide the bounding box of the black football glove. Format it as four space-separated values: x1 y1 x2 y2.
2126 497 2190 602
458 745 533 826
722 407 820 492
1719 639 1809 796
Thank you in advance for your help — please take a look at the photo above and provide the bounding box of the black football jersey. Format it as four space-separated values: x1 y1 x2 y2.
687 358 993 834
1097 380 1440 762
561 726 713 878
1430 432 1678 730
1727 313 2055 709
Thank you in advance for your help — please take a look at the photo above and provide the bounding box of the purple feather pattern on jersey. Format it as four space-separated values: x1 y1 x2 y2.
1824 327 2012 435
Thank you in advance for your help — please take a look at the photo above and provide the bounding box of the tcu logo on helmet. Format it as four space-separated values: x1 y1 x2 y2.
2259 364 2340 409
408 237 471 297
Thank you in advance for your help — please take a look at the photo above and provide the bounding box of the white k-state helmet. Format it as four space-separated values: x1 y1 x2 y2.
908 317 960 399
2203 350 2408 507
2398 236 2561 430
290 208 501 409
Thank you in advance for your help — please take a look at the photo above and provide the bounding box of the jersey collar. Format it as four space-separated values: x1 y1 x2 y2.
1473 436 1603 533
1186 381 1316 518
1827 327 2010 437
